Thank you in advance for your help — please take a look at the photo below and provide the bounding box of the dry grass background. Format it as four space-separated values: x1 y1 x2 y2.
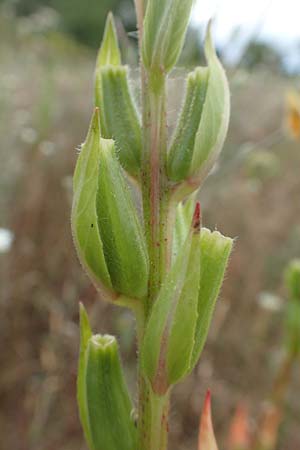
1 11 300 450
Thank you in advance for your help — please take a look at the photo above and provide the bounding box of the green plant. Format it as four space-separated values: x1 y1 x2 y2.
71 2 232 449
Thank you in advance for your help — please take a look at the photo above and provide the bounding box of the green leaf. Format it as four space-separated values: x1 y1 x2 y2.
142 204 201 394
96 12 121 67
72 109 113 299
142 0 194 73
95 66 142 177
190 228 233 369
96 140 149 299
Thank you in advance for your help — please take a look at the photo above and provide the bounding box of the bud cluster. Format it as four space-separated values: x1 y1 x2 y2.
71 3 233 450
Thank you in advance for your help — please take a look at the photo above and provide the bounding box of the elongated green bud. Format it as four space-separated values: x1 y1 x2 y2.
95 13 142 178
96 135 149 298
173 191 198 262
167 24 230 186
72 109 149 301
190 228 233 369
95 66 142 176
72 109 114 302
142 203 201 395
77 304 137 450
142 0 194 73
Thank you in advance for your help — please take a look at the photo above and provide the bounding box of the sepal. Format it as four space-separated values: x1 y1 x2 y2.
142 0 194 73
96 137 149 299
95 13 142 178
71 109 114 302
142 204 202 394
167 23 230 191
77 304 137 450
72 109 148 301
190 228 233 369
95 66 142 177
96 12 121 67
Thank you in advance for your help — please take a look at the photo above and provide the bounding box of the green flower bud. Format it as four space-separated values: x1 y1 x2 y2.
190 228 233 369
95 66 142 177
167 23 230 186
142 0 194 73
72 109 114 302
77 304 137 450
284 259 300 301
95 13 142 178
72 109 149 301
142 204 202 395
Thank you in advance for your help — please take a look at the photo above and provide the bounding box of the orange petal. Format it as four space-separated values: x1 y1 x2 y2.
227 403 251 450
198 390 219 450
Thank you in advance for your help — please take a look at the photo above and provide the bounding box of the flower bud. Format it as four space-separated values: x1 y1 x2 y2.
190 228 233 370
72 109 114 302
77 304 137 450
72 109 149 301
167 23 230 186
198 391 219 450
142 203 202 395
95 13 142 178
142 0 194 73
95 66 142 177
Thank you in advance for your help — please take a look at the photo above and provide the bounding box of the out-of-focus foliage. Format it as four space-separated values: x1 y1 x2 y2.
242 41 284 72
0 0 136 47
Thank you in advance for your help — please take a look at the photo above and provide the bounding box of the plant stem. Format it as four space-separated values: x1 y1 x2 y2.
134 3 174 448
135 309 170 450
141 71 169 306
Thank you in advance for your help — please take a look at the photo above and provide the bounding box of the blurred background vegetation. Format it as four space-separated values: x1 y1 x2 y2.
0 1 300 449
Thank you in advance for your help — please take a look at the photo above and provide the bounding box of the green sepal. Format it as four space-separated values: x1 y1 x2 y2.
173 191 198 262
167 68 209 182
167 23 230 186
189 23 230 179
142 0 194 73
96 138 149 299
95 66 142 177
96 12 121 67
71 109 114 301
142 204 201 395
77 305 137 450
190 228 233 369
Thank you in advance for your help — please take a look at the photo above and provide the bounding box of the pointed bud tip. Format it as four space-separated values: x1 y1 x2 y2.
192 202 201 232
202 389 212 420
198 389 219 450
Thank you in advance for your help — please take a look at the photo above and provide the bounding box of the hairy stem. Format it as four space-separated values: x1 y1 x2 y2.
134 2 173 448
